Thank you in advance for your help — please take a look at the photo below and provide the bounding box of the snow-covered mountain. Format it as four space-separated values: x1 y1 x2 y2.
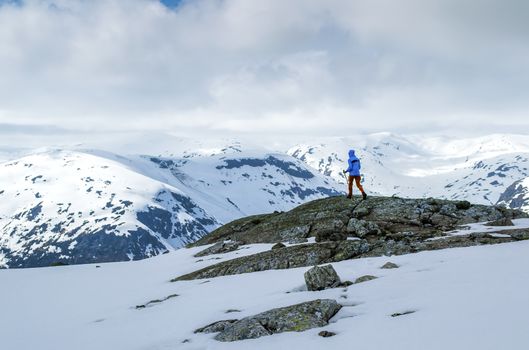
497 177 529 212
288 133 529 205
3 132 529 268
0 147 340 268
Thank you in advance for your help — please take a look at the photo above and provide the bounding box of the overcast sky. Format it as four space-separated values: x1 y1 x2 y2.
0 0 528 140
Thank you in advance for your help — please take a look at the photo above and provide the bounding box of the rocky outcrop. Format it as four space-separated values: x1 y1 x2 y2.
191 196 527 247
271 242 286 250
355 275 378 284
485 218 514 227
194 320 237 334
173 241 369 281
210 299 342 342
381 262 399 269
304 265 341 291
194 241 239 257
175 196 529 281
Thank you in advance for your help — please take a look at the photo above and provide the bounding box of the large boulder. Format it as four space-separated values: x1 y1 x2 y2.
304 265 341 291
213 299 342 342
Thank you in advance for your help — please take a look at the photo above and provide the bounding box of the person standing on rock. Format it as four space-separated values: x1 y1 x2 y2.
343 149 367 200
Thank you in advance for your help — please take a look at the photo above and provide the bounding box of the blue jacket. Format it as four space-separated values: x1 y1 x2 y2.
346 149 361 176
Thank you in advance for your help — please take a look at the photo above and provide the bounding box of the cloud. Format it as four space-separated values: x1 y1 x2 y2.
0 0 528 139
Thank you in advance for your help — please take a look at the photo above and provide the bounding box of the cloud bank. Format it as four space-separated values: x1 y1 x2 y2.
0 0 528 137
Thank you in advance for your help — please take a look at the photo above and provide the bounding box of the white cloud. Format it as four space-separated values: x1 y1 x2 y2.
0 0 528 139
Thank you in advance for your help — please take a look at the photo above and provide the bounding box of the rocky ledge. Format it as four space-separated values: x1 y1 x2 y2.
177 196 528 281
191 196 527 246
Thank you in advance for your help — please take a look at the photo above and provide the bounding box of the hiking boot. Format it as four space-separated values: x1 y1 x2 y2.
346 194 352 199
362 192 367 200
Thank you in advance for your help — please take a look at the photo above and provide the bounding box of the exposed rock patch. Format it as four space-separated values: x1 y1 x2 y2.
318 331 337 337
211 299 342 342
194 319 238 334
172 241 369 281
354 275 378 284
304 265 341 291
271 242 286 250
381 262 399 269
485 218 514 227
135 294 178 309
191 196 527 247
194 241 239 257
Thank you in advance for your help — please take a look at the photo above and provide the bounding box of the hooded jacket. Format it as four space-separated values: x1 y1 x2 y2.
346 149 361 176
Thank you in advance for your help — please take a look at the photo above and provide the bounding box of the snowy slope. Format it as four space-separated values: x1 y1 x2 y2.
1 222 529 350
288 133 529 204
0 148 341 268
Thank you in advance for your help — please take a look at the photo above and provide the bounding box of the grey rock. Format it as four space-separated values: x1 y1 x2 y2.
318 331 337 337
214 299 342 342
381 262 399 269
346 218 381 237
288 237 309 244
304 265 341 291
271 242 286 250
195 319 238 334
503 229 529 240
354 275 378 284
194 241 240 257
278 225 311 240
315 230 347 242
191 196 527 247
485 217 514 227
173 241 370 281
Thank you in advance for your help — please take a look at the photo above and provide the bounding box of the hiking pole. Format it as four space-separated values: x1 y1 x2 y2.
341 170 350 198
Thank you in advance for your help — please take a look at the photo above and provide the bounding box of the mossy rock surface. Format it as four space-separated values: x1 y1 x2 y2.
191 196 528 247
213 299 342 342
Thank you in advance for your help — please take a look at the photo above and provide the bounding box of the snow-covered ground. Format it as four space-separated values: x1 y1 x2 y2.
1 230 529 350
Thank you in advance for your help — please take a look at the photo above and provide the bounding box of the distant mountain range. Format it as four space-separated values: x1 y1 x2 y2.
1 132 529 268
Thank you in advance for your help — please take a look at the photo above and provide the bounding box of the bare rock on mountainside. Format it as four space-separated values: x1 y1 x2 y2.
304 265 342 291
194 241 240 257
194 320 238 334
485 217 514 227
174 196 528 281
174 241 369 281
381 262 399 269
271 242 286 250
191 196 527 247
209 299 342 342
354 275 378 284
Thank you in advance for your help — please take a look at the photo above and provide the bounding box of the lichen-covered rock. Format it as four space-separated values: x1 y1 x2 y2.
381 262 399 269
191 196 527 247
354 275 378 284
194 241 240 257
288 237 309 244
315 230 346 242
346 218 381 237
278 225 311 241
304 265 341 291
194 319 238 334
172 241 370 281
318 331 337 337
214 299 342 342
271 242 286 250
485 217 514 227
